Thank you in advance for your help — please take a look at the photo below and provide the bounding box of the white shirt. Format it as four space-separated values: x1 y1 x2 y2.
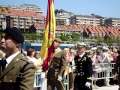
6 51 20 67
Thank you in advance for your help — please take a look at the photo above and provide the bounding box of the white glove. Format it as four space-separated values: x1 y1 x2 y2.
57 75 62 81
85 82 91 88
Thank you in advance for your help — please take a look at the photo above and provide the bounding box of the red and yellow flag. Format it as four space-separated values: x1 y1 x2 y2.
40 0 56 62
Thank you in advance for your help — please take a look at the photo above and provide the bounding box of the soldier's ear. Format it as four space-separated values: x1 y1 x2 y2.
16 43 22 51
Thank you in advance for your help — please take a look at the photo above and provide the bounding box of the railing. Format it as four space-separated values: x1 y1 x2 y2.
63 75 69 90
92 63 115 79
34 63 116 90
34 70 47 90
91 63 115 87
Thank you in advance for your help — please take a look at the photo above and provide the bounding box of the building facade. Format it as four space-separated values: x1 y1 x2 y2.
70 15 101 26
104 18 120 27
0 4 45 31
55 9 74 25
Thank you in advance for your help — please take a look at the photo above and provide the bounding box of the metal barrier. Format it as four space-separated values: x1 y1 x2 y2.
91 63 115 87
33 63 116 90
63 75 69 90
34 70 47 90
92 63 115 79
62 63 116 90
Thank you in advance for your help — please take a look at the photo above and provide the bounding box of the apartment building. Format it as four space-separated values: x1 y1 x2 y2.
70 15 101 26
104 18 120 27
0 14 6 29
55 9 74 25
0 4 44 31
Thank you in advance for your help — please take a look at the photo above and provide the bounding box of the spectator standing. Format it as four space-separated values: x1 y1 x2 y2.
0 34 6 59
100 47 113 86
63 48 74 90
26 48 37 64
26 48 43 71
114 49 120 90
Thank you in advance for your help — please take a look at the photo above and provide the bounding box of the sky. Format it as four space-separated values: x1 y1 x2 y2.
0 0 120 18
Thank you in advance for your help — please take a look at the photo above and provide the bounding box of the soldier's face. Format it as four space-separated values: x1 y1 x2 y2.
4 36 17 52
53 41 60 49
77 47 86 54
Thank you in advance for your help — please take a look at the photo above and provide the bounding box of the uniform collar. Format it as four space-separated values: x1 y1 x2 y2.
79 52 85 58
6 51 20 66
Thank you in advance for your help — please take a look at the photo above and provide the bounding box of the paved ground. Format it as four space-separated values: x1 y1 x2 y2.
93 85 119 90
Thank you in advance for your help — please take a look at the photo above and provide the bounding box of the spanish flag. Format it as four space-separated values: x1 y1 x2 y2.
40 0 56 71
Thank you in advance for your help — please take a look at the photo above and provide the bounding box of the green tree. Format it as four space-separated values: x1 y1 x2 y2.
96 36 104 44
23 32 41 42
59 33 71 41
71 32 80 41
